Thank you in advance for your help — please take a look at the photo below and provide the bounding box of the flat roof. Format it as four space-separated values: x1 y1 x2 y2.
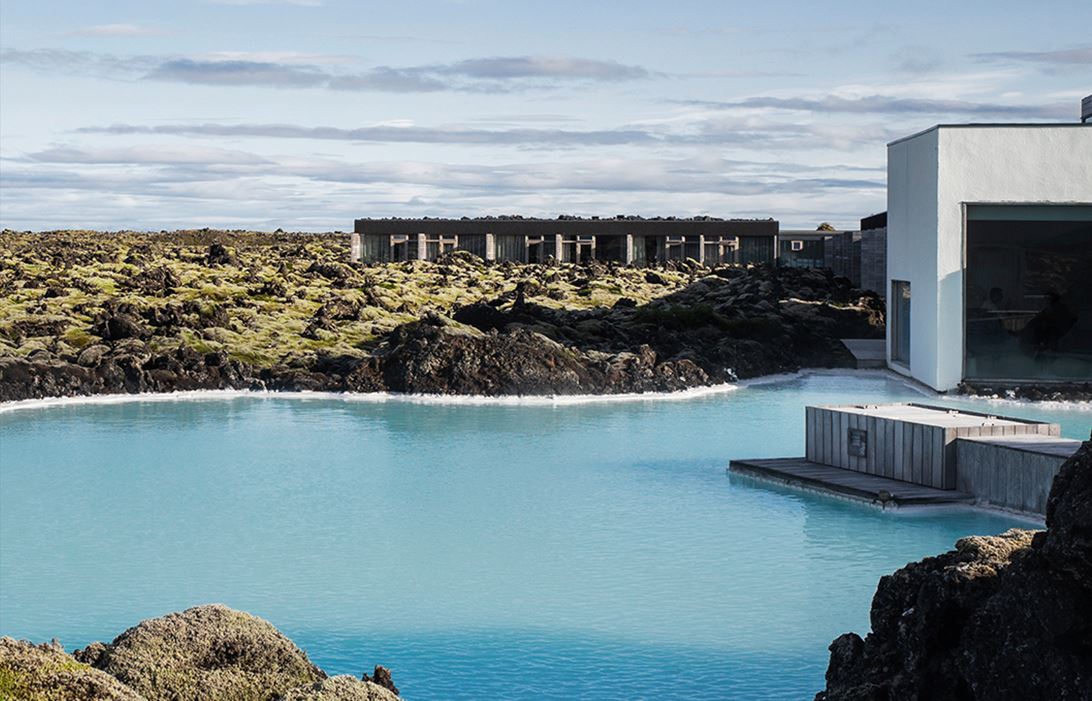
815 402 1056 430
888 122 1090 147
780 229 851 237
354 217 779 236
960 434 1081 459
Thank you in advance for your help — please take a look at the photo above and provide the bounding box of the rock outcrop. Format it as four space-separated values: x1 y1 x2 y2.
0 605 403 701
0 637 145 701
816 433 1092 700
73 605 325 701
1 231 884 401
279 676 401 701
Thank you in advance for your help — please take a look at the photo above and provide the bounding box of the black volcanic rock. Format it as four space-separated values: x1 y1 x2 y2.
92 313 148 342
362 666 399 696
0 239 884 400
379 315 597 395
205 242 238 266
816 433 1092 701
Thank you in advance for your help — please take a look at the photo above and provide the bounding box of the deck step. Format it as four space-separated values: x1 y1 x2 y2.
728 457 975 506
840 338 886 369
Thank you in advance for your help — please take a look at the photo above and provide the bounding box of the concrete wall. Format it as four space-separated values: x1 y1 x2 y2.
956 438 1075 515
886 128 939 385
886 125 1092 390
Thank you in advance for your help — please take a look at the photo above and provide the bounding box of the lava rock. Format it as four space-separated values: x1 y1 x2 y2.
362 666 399 696
74 604 326 701
816 433 1092 701
205 243 238 266
92 313 148 342
278 675 401 701
0 637 146 701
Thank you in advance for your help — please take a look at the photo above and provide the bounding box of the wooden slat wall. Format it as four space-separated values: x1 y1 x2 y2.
360 234 391 262
955 440 1067 515
457 234 488 258
495 234 524 262
805 405 1058 491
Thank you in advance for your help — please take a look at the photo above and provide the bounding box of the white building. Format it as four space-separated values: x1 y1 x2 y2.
886 123 1092 391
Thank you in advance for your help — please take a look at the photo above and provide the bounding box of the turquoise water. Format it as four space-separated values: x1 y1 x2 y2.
1 374 1088 700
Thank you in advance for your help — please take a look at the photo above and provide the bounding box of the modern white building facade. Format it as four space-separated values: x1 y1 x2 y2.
886 124 1092 391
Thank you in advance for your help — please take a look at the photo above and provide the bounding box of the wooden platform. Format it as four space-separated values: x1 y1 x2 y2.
728 457 976 507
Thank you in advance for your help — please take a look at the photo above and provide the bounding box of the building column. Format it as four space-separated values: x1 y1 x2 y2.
698 234 706 264
625 233 634 265
350 232 362 262
417 233 427 261
485 233 496 261
554 233 564 263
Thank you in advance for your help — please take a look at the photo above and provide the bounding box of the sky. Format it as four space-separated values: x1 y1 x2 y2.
0 1 1089 231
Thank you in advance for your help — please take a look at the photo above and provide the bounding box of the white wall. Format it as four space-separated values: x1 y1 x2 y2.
886 128 939 384
887 125 1092 390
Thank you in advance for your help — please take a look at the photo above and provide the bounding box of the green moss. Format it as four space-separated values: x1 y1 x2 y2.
228 349 276 366
0 667 24 701
63 327 96 349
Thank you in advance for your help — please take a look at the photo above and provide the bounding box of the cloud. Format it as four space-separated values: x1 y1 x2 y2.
195 50 358 65
973 46 1092 66
443 56 651 81
76 122 661 146
68 24 168 38
674 95 1071 120
29 145 272 166
0 48 159 77
2 46 654 93
146 59 329 87
326 67 449 93
75 113 902 151
1 141 889 230
5 147 883 201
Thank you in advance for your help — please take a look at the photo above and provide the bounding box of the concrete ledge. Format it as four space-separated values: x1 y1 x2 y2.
955 436 1079 515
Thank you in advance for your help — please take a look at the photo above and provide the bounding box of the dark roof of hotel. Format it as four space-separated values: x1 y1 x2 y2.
354 216 778 236
860 211 886 230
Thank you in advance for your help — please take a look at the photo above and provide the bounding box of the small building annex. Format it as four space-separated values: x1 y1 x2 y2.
886 120 1092 391
350 216 779 266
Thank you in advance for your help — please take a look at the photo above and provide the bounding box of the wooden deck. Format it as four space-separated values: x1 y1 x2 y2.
728 457 976 507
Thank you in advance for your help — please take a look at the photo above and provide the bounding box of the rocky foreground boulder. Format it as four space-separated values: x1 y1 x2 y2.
0 605 401 701
816 432 1092 701
0 638 145 701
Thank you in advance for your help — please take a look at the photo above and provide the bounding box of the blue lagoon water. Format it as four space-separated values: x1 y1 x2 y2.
1 373 1088 700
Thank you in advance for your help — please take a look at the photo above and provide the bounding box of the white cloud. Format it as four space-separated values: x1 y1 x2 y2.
3 47 655 93
68 23 169 38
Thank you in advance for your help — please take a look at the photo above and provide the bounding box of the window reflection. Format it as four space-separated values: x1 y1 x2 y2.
965 208 1092 382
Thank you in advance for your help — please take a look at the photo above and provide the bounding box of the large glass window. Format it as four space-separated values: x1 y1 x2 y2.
965 205 1092 382
891 280 911 366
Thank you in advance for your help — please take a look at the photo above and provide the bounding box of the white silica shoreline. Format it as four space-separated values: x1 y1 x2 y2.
1 367 1089 415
